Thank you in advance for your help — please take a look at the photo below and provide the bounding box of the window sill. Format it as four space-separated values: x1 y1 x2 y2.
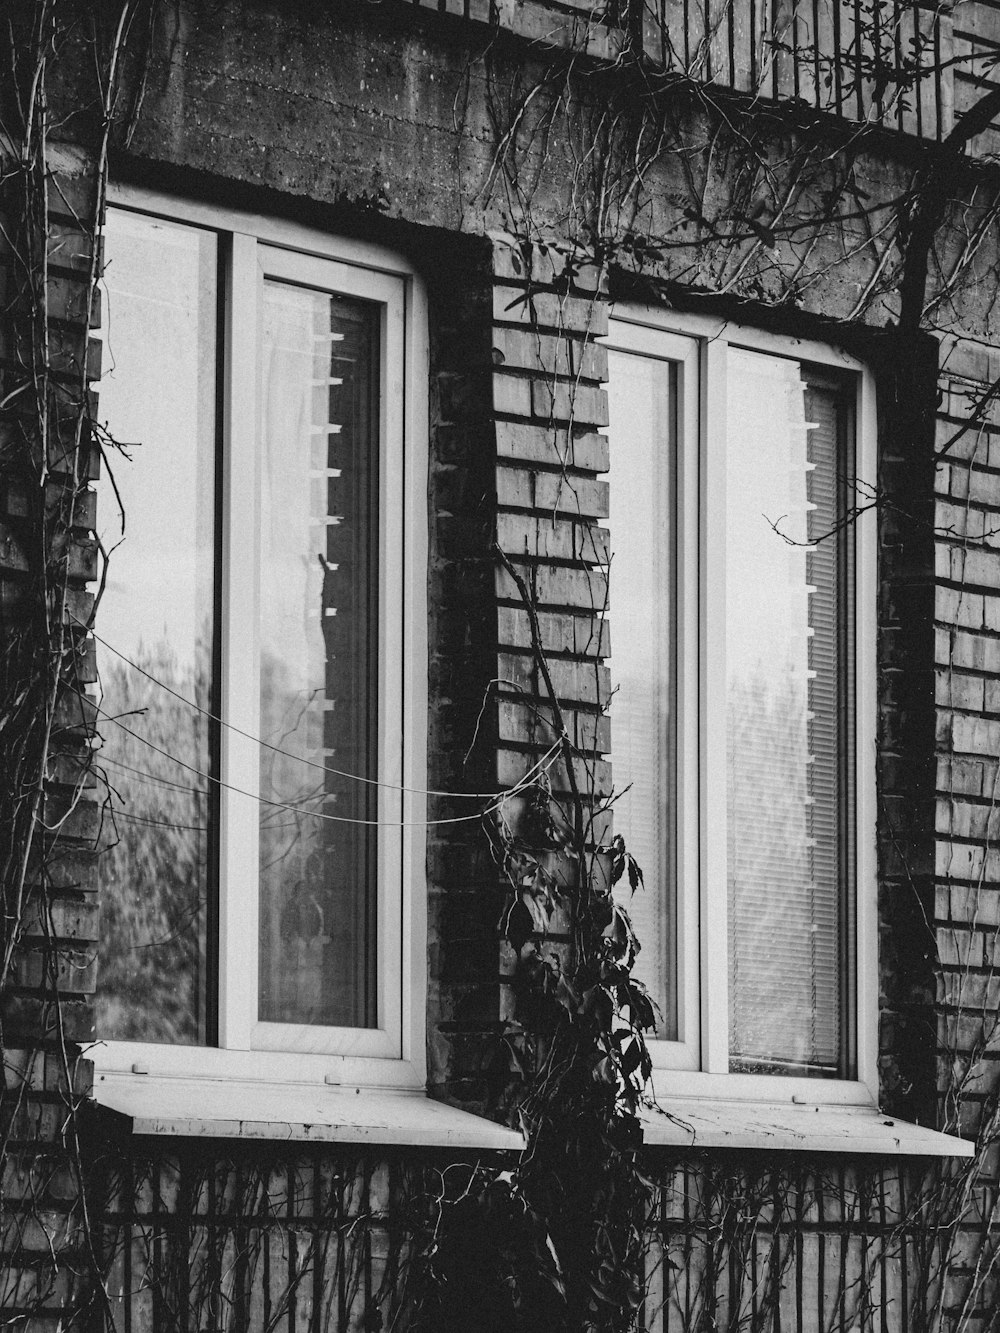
92 1072 522 1150
92 1074 970 1158
640 1098 973 1156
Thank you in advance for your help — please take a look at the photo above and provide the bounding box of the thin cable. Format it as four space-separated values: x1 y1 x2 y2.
110 809 208 833
80 619 544 801
94 699 562 828
101 755 357 832
101 753 209 797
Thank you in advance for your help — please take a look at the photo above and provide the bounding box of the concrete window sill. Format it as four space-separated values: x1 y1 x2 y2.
92 1071 522 1150
640 1098 974 1156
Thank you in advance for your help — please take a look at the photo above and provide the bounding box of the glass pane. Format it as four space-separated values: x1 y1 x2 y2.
95 210 217 1045
258 281 379 1029
726 349 853 1077
607 346 677 1041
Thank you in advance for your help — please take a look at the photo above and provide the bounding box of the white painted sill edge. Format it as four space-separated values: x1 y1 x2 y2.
640 1098 974 1156
92 1073 972 1157
92 1073 521 1150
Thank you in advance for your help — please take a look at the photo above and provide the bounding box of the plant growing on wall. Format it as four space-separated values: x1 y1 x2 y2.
6 1 1000 1331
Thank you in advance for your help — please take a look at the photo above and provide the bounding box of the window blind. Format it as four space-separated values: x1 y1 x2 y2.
726 351 853 1077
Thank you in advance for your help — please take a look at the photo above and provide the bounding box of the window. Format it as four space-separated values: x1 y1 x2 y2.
92 190 428 1088
606 311 877 1105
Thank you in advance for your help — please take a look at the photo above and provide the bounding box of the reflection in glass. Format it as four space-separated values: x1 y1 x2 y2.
607 347 676 1041
726 350 853 1077
258 282 379 1029
95 210 217 1045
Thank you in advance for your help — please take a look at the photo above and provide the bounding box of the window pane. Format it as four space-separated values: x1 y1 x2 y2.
95 210 217 1045
726 349 853 1077
607 346 677 1041
258 281 379 1029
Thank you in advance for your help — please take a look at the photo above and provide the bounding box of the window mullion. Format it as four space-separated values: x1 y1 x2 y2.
854 369 879 1099
700 336 730 1075
218 230 262 1051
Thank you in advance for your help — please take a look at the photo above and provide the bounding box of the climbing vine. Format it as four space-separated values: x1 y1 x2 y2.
3 1 1000 1331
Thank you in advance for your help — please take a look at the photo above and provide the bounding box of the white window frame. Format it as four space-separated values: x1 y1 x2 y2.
92 186 429 1092
607 306 879 1109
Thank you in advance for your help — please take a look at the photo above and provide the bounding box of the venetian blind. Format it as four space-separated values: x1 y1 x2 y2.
726 350 852 1077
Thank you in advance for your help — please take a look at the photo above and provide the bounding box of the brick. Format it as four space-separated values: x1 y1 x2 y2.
498 698 610 752
2 1155 78 1206
496 560 608 611
937 928 986 969
492 372 531 417
938 755 995 798
46 273 100 329
0 1207 83 1256
940 338 995 383
49 532 98 581
936 669 985 711
494 374 608 428
20 897 99 944
945 628 1000 674
497 651 610 706
3 1050 92 1098
493 327 607 381
39 432 101 482
497 465 608 518
951 713 1000 755
0 521 29 573
935 585 985 630
45 144 100 225
1 995 94 1043
528 243 606 294
46 327 102 383
937 499 981 542
497 747 612 795
496 511 609 563
0 1262 75 1310
0 1097 71 1144
493 285 608 336
530 378 608 426
12 947 96 995
46 221 99 276
943 461 1000 510
940 970 1000 1012
3 482 97 533
497 605 609 657
493 239 606 295
937 800 1000 843
494 789 611 846
496 421 609 472
54 588 94 627
936 413 993 461
491 239 530 283
72 635 98 684
51 689 97 736
45 750 97 789
40 794 100 844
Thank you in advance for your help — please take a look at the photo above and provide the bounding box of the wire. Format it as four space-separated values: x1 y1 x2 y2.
110 809 209 833
101 753 209 797
79 619 551 802
101 756 368 833
92 697 562 829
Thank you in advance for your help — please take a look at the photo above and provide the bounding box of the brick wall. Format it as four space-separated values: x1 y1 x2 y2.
0 143 101 1326
489 237 614 1075
423 233 510 1111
